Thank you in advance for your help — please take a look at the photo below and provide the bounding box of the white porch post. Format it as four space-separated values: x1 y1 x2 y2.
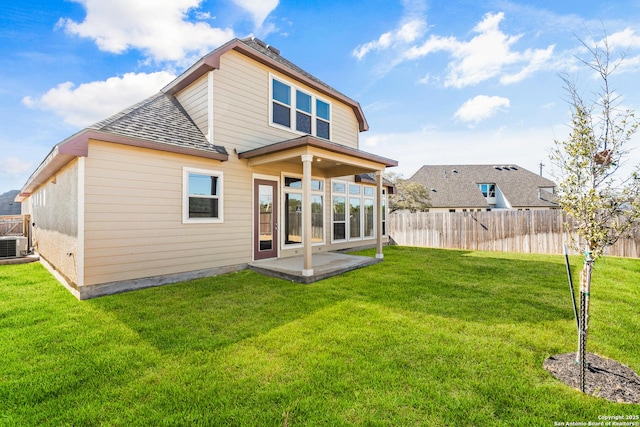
302 154 314 276
376 170 384 259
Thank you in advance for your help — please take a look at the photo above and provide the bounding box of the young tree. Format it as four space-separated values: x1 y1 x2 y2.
549 33 640 392
385 172 431 213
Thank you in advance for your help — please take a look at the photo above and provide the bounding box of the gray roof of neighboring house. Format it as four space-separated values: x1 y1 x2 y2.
88 92 228 157
409 164 558 209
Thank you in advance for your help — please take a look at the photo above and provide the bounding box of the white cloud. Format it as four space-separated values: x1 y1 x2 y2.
353 18 427 60
352 0 427 60
59 0 235 63
605 28 640 50
22 71 176 127
0 157 33 175
232 0 279 29
500 44 555 84
404 12 555 88
453 95 511 126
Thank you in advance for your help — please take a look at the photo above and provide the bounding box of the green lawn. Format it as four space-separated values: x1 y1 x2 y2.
1 247 638 426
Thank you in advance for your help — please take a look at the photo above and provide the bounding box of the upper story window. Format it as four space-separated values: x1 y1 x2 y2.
316 99 330 139
270 76 331 140
478 183 496 198
478 183 497 206
272 79 291 128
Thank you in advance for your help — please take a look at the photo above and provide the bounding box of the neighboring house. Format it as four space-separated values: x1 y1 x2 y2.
16 37 398 299
408 164 557 212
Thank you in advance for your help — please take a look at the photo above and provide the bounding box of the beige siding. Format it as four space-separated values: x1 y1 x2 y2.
83 140 253 286
176 74 208 137
30 160 79 284
212 50 361 153
332 101 360 146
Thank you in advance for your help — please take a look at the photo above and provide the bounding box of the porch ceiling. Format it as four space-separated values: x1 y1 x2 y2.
237 135 398 177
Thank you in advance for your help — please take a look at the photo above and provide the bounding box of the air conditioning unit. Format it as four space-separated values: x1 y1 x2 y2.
0 236 28 258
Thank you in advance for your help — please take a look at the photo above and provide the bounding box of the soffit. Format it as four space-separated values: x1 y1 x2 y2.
238 136 398 177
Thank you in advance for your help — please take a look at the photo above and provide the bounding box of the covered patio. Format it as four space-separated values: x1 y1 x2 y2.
238 135 397 278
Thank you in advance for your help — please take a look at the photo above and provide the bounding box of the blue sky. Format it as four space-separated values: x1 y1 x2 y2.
2 0 640 195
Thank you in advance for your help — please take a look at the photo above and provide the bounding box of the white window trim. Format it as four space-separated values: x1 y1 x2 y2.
281 173 325 248
269 74 332 140
182 167 224 224
331 179 378 243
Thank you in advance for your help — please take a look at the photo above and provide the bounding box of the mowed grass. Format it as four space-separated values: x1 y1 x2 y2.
1 246 639 426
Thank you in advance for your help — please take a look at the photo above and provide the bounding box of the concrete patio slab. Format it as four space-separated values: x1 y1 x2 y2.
0 254 40 266
248 252 381 283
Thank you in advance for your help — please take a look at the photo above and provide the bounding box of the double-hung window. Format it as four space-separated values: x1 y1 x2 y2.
270 76 331 140
272 79 291 128
296 90 312 134
316 99 330 139
183 167 223 223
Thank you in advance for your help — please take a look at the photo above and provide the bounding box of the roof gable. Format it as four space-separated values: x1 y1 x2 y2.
161 37 369 132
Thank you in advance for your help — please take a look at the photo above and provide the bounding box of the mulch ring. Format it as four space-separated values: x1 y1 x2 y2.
544 352 640 404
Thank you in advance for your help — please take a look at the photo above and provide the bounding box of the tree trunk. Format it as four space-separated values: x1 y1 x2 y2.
576 249 594 392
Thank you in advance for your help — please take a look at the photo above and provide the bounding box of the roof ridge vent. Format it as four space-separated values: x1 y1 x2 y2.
266 44 280 55
251 37 268 48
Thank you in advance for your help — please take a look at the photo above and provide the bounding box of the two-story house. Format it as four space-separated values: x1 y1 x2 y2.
16 37 398 299
409 164 557 212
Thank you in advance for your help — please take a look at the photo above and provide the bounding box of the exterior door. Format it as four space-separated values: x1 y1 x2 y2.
254 179 278 260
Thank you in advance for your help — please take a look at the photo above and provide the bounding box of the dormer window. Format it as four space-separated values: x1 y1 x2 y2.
478 183 496 198
270 75 331 140
478 183 497 206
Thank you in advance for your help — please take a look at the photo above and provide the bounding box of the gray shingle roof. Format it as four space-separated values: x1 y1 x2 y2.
88 92 227 156
409 165 558 209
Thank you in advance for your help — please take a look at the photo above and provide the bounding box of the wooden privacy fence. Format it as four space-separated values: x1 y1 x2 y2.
0 215 30 237
388 210 640 258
